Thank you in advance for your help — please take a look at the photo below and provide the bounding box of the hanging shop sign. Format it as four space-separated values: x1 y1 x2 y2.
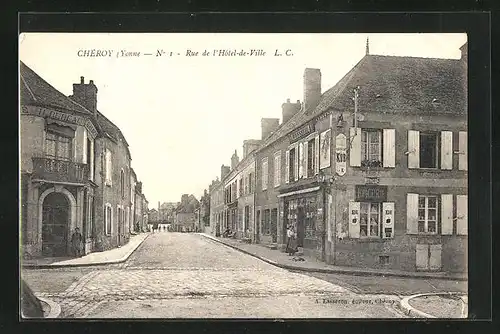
355 185 388 202
335 133 347 176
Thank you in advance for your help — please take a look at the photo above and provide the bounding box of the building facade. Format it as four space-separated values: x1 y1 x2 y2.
207 41 468 274
20 62 149 258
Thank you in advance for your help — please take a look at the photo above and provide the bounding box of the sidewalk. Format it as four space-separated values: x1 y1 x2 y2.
200 233 467 281
22 233 150 269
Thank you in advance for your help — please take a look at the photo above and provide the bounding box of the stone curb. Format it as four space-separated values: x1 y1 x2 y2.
22 233 150 269
199 234 467 281
398 292 467 318
37 296 61 318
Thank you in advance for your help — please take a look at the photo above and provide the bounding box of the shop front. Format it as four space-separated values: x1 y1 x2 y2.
278 184 325 260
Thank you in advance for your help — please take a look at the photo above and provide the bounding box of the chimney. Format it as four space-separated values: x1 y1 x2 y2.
71 76 98 115
261 118 280 140
221 164 230 180
243 139 261 158
231 150 240 170
303 68 321 113
281 98 302 124
181 194 189 205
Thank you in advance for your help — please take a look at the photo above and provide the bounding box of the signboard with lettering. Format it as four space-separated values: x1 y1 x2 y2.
355 185 388 202
335 134 347 176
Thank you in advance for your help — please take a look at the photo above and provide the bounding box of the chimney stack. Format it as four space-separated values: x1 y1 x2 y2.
281 98 302 124
231 150 240 170
221 164 230 180
71 76 98 115
303 68 321 113
261 118 280 140
243 139 261 158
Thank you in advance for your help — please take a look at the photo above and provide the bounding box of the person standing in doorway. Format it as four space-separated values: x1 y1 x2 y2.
71 227 83 257
286 225 297 256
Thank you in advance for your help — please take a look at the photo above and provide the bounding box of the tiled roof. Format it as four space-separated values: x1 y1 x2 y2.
325 54 467 116
19 61 93 115
95 111 131 158
258 54 466 152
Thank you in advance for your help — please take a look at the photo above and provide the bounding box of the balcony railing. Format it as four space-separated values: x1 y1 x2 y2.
32 157 89 184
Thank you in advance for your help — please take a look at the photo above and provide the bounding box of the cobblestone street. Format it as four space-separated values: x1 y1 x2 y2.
22 233 406 318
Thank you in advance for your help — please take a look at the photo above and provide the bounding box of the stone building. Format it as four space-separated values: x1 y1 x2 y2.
20 62 99 258
173 194 199 232
20 62 148 257
209 40 468 274
209 168 228 236
69 76 134 251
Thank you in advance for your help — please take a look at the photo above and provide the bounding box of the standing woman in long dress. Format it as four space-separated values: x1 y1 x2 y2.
286 225 294 255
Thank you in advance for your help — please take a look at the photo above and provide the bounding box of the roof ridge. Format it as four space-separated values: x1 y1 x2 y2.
368 54 460 61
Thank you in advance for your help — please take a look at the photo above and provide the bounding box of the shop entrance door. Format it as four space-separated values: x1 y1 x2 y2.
42 192 70 257
271 209 278 243
296 206 305 248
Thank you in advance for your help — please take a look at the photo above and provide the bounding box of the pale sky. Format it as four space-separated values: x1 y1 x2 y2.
19 33 467 207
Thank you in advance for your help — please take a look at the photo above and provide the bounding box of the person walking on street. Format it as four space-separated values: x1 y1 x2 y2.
71 227 83 257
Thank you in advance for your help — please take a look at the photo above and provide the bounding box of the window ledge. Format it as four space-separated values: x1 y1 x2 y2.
417 232 439 236
414 168 443 173
357 237 384 242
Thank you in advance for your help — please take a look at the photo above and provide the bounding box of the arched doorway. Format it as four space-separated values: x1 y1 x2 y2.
41 192 70 257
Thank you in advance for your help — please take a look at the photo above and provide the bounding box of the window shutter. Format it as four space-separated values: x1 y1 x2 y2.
459 131 467 171
406 193 419 234
441 131 453 170
349 127 361 167
456 195 468 235
408 130 420 169
348 202 360 238
82 129 88 164
294 146 299 181
383 129 396 168
382 202 395 238
303 141 309 178
285 150 290 184
441 194 453 235
298 142 304 179
314 134 320 174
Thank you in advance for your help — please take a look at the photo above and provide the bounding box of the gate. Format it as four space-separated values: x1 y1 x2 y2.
42 192 70 257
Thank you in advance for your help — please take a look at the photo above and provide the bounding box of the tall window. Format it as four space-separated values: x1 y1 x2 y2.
360 202 380 237
244 206 250 231
420 132 439 168
361 130 382 165
105 205 112 235
262 158 269 190
105 149 112 185
418 195 438 233
120 169 125 199
248 173 253 193
263 209 271 235
307 138 315 177
289 148 296 182
274 151 281 187
239 179 243 197
45 132 72 161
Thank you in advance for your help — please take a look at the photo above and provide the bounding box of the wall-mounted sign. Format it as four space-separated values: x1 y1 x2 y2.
320 129 331 169
355 185 388 202
335 134 347 176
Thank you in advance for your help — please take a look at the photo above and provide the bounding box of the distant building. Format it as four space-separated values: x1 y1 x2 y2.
173 194 199 232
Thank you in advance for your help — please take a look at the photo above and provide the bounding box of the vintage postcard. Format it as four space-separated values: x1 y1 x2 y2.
19 32 468 319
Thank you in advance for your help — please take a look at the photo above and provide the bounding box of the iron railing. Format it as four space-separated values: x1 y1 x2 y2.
32 157 89 184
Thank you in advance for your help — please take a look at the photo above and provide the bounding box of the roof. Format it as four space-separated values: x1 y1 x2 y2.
20 61 93 116
95 111 132 158
258 54 466 152
325 54 467 116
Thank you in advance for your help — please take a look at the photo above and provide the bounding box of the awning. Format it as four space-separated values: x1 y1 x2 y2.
277 186 320 198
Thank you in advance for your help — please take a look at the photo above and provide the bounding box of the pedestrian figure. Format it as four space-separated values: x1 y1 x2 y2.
286 225 298 256
71 227 83 257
